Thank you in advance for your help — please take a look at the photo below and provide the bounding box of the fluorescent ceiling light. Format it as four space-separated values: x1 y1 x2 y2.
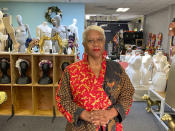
85 14 96 20
116 8 130 12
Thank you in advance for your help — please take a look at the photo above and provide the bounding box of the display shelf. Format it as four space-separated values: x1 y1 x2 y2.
0 84 11 86
33 84 53 87
13 84 32 86
0 86 11 115
0 53 75 116
33 86 53 116
13 86 33 115
148 87 168 131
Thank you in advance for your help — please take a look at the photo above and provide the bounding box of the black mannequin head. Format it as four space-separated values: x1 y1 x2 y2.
0 60 10 74
20 61 28 76
0 58 11 84
38 60 52 84
61 62 70 71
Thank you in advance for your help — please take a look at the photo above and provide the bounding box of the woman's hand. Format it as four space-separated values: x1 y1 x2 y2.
91 108 118 126
80 110 92 122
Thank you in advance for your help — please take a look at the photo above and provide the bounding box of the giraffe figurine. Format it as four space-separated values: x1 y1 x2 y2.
39 35 50 54
162 113 175 131
52 33 63 54
142 94 161 112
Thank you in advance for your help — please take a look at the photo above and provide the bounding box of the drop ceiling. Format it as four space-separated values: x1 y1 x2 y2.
1 0 175 20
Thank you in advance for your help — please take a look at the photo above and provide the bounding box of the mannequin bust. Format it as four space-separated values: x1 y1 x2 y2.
51 15 67 53
36 22 52 53
16 60 31 84
140 52 152 85
61 62 70 72
152 50 170 92
126 55 142 86
0 11 8 51
0 58 11 84
15 15 31 52
38 60 52 84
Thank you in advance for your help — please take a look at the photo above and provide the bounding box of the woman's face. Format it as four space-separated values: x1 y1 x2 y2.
84 30 105 59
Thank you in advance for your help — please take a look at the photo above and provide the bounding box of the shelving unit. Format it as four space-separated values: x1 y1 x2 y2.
148 86 168 131
0 53 75 117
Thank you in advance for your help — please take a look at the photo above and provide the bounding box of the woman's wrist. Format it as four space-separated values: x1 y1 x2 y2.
108 108 118 120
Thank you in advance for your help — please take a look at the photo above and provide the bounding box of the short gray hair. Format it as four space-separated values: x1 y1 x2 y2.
82 25 105 44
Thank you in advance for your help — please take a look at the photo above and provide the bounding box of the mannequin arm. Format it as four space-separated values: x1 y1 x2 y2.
25 24 31 38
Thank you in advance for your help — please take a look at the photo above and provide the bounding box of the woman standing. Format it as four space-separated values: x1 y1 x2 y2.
56 25 134 131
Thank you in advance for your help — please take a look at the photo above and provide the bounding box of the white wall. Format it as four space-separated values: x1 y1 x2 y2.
144 5 175 54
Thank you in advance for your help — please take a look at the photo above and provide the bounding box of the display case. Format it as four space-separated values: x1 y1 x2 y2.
0 53 75 116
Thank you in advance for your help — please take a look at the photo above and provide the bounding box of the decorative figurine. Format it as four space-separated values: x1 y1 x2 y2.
161 113 175 131
142 94 161 112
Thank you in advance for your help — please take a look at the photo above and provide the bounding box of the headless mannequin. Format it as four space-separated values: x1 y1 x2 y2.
126 55 142 86
152 50 170 92
38 63 52 84
16 61 31 84
0 60 11 84
0 11 8 51
140 52 152 85
15 15 31 52
36 22 52 53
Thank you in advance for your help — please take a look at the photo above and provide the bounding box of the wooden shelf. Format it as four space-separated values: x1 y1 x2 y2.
0 53 75 116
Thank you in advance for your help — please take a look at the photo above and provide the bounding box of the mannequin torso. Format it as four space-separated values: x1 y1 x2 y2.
36 22 52 53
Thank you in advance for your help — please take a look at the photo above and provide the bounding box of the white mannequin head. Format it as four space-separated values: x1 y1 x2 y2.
0 11 3 19
73 18 77 25
53 15 61 27
16 15 23 25
42 21 48 26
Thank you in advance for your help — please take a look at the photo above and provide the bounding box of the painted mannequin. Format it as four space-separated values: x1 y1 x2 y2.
36 22 52 53
15 15 31 52
51 15 67 53
152 50 170 92
0 11 8 51
140 52 152 85
126 55 142 86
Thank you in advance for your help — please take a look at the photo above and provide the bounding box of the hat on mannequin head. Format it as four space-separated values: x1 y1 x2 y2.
16 58 29 75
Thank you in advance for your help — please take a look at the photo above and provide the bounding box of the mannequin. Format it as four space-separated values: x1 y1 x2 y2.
15 15 31 52
36 22 52 53
58 61 70 84
38 60 52 84
0 58 11 84
16 59 31 84
140 52 152 85
126 55 142 86
68 18 79 54
152 50 170 92
0 11 8 51
51 15 67 53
